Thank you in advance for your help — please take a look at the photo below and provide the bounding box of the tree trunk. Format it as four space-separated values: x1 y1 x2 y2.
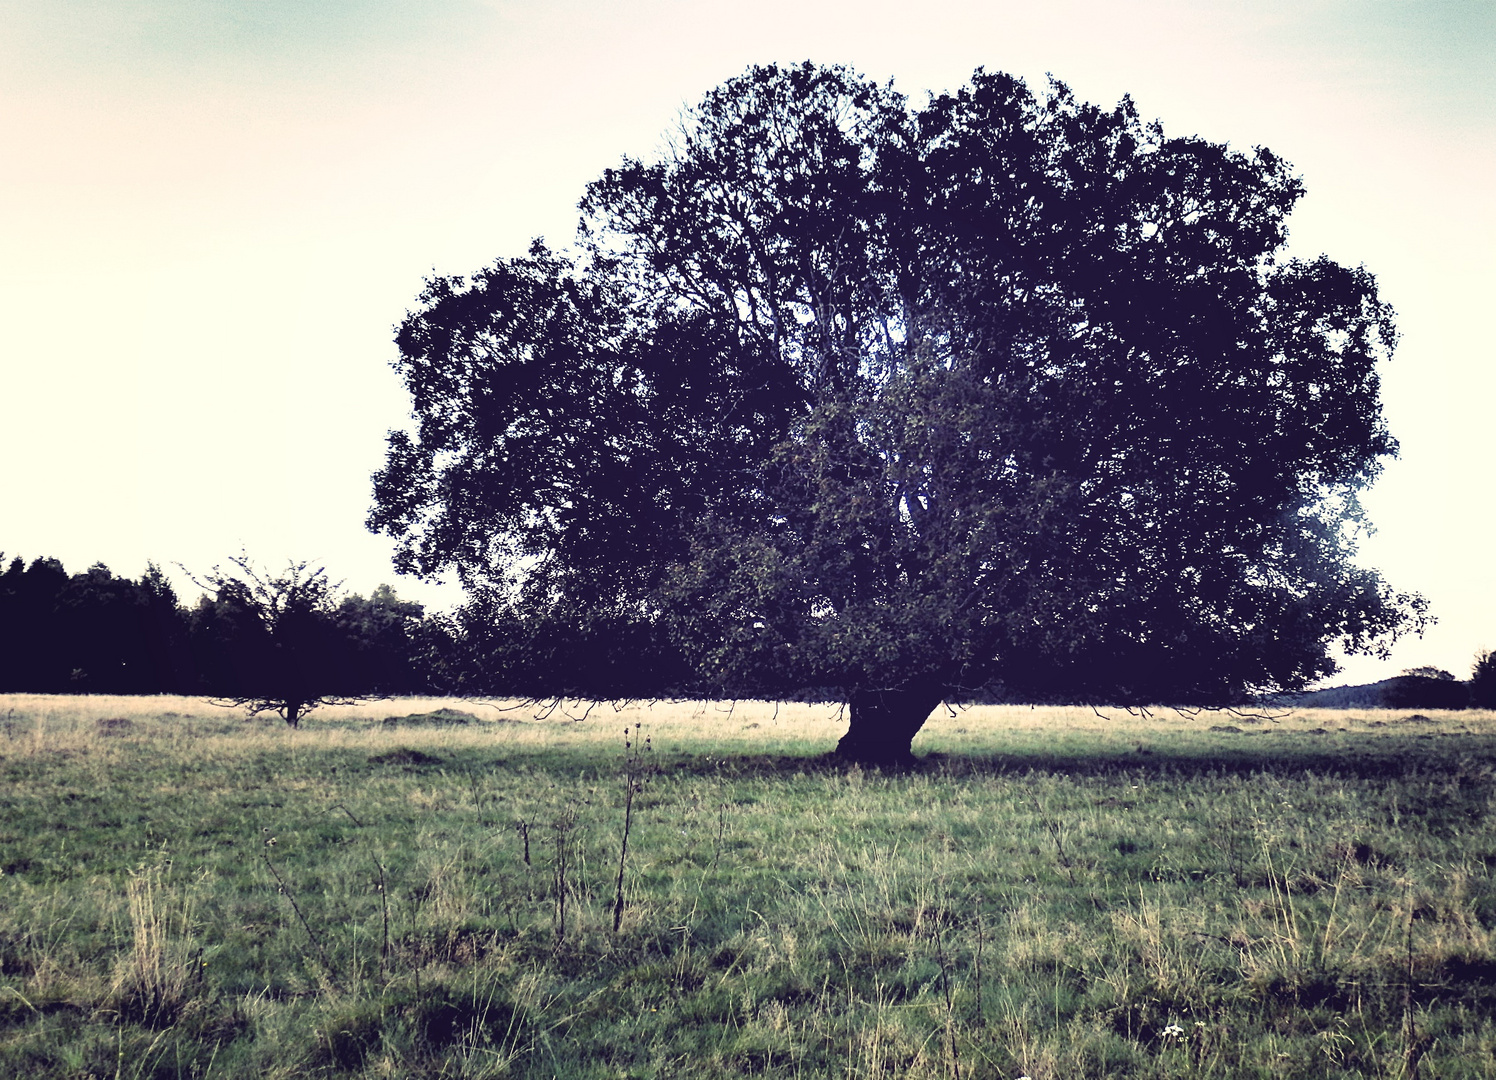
284 699 302 728
834 683 945 766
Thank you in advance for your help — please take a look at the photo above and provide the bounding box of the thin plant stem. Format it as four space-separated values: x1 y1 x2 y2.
612 730 638 933
261 852 336 985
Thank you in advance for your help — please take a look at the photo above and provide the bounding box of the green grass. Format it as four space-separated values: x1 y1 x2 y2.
1 694 1495 1078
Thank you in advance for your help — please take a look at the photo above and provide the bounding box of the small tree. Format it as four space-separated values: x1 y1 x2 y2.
189 556 350 726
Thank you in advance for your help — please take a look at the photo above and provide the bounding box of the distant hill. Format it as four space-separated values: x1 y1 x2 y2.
1273 681 1388 709
1275 675 1472 710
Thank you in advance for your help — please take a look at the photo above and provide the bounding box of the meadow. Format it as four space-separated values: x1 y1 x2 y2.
1 693 1494 1079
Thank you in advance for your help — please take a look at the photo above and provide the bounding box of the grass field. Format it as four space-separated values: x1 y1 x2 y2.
1 694 1494 1078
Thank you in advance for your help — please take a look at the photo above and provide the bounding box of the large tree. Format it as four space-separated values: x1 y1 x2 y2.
371 63 1425 763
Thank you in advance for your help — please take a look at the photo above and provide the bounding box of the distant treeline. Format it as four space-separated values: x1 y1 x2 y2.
1273 665 1496 711
4 552 1494 712
0 555 438 697
0 553 698 702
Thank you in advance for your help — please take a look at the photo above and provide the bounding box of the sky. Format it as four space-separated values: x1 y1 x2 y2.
2 0 1492 688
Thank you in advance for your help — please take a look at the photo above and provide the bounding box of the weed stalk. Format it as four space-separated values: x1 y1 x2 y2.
377 860 390 982
713 800 728 870
974 914 985 1028
469 770 487 829
611 726 646 933
1030 790 1077 888
934 921 962 1080
1401 878 1425 1079
516 819 531 866
261 850 336 985
553 810 577 945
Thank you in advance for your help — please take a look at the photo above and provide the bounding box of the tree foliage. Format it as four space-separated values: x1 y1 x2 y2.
1472 649 1496 710
0 550 440 710
371 63 1426 762
1379 674 1470 710
0 555 190 693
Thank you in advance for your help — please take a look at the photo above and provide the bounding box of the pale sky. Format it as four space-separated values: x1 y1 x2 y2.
2 0 1492 688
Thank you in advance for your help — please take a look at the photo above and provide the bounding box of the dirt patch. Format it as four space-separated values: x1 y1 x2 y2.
382 708 480 727
368 748 444 767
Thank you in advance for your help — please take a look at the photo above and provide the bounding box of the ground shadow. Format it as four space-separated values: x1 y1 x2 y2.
430 728 1496 785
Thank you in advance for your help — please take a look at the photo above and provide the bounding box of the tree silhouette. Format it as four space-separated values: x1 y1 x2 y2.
0 555 191 693
372 63 1426 763
329 584 428 696
1472 649 1496 710
189 556 350 726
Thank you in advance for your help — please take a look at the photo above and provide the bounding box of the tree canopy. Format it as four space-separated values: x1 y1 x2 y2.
370 63 1426 763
